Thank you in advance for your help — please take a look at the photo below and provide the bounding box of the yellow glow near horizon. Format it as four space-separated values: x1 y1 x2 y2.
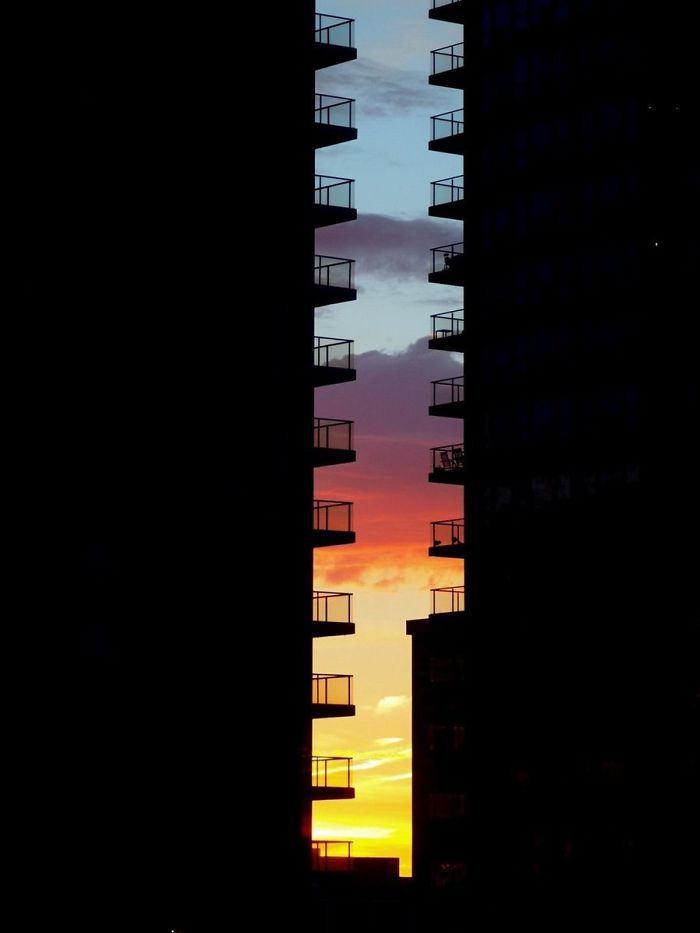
312 579 432 876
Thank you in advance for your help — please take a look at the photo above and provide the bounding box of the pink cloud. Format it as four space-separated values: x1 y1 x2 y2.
315 340 463 586
316 214 458 280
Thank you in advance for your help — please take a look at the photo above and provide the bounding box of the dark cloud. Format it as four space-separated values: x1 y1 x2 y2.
318 58 437 116
316 213 458 280
314 341 463 580
316 338 461 439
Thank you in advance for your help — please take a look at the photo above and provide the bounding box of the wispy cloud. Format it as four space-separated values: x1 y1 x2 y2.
316 213 458 281
374 737 404 747
318 57 436 117
377 771 412 784
375 695 411 714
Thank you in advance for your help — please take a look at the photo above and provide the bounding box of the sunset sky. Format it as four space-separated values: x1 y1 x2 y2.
314 0 464 875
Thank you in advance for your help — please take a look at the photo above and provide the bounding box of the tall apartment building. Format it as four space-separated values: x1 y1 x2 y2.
409 0 698 913
13 7 358 928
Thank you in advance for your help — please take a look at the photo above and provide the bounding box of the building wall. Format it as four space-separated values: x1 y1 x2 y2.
413 0 698 912
14 7 316 928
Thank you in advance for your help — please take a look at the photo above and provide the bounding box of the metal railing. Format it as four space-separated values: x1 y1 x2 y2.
312 840 353 871
431 375 464 407
315 175 355 209
431 585 465 615
315 14 355 48
315 94 355 128
314 336 354 370
314 499 354 533
431 42 464 75
431 443 464 473
432 175 465 207
314 418 354 451
432 0 461 7
315 255 355 290
313 673 354 706
432 309 464 341
431 242 465 276
312 756 353 789
431 519 465 548
313 590 353 625
431 108 464 141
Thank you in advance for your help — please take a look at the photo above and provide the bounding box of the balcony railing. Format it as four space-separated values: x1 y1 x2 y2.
431 42 464 75
314 499 353 533
431 519 465 548
314 418 354 451
432 376 464 407
431 109 464 141
431 443 464 473
431 585 465 615
313 590 353 625
315 255 355 290
431 242 464 276
313 673 354 706
315 175 355 209
312 756 353 789
312 840 353 872
315 14 355 48
315 94 355 128
432 0 461 7
314 336 354 370
432 175 465 207
432 309 464 341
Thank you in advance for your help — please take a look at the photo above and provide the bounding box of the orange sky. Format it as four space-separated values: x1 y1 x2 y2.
313 341 462 875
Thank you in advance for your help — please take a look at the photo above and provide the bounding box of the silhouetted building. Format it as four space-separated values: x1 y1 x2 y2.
409 0 698 915
14 7 359 929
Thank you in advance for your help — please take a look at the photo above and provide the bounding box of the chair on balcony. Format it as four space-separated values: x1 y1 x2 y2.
440 450 453 471
444 253 464 272
453 448 464 469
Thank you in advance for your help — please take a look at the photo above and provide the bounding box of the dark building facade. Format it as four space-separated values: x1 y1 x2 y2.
409 0 698 915
14 6 358 929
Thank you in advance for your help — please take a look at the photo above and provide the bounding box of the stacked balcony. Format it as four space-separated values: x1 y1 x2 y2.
313 336 356 387
314 174 357 228
429 443 465 485
313 418 355 467
313 254 356 306
430 584 465 617
430 175 465 220
425 2 466 605
430 376 465 418
313 590 355 637
315 93 357 148
430 309 465 352
314 14 357 69
312 15 358 842
312 840 353 872
311 756 355 800
312 673 355 718
429 0 466 25
430 108 465 154
429 519 466 559
313 499 355 548
429 242 465 285
429 42 464 89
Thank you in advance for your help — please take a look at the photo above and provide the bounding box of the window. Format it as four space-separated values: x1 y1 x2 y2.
430 656 465 683
429 793 466 820
429 724 466 753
